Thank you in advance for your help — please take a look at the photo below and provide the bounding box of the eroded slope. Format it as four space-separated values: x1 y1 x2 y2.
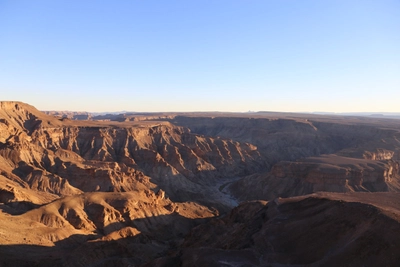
0 190 216 266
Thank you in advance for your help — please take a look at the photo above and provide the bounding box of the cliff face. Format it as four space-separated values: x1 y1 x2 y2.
171 116 326 168
363 148 395 160
229 155 400 201
272 156 399 189
0 102 265 210
170 116 400 166
167 116 400 201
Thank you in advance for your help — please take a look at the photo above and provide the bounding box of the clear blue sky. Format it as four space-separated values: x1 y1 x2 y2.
1 0 399 112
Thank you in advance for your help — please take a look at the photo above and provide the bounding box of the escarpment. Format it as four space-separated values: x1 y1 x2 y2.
167 115 400 202
170 116 400 165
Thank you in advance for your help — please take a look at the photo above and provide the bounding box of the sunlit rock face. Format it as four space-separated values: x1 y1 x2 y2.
0 101 266 209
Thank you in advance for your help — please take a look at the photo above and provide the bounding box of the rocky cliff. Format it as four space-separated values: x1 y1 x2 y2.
167 115 400 201
170 115 400 165
229 154 400 202
0 102 266 211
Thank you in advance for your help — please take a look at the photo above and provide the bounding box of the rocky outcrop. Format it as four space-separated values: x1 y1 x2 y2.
0 101 63 139
363 148 395 160
0 173 59 214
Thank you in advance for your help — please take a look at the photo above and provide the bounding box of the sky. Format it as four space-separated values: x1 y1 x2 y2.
0 0 399 113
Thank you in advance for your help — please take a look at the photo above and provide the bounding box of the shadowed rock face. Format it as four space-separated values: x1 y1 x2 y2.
170 116 400 165
164 193 400 267
165 115 400 203
3 102 400 266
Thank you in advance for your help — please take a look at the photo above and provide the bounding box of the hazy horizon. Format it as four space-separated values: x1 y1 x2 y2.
1 1 399 113
41 106 400 116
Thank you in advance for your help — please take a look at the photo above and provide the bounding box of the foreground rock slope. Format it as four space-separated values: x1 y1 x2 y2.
167 192 400 266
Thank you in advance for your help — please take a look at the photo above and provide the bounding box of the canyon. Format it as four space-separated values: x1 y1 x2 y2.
2 101 400 266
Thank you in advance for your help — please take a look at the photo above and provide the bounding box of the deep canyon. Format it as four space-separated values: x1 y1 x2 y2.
1 102 400 266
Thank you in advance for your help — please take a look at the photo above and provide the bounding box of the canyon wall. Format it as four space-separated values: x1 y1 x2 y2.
0 102 266 211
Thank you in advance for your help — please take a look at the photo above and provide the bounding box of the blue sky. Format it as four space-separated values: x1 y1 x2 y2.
1 0 399 112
